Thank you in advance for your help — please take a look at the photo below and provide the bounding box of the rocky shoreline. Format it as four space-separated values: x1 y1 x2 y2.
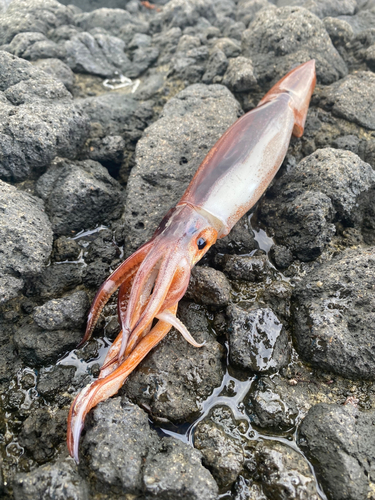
1 0 375 498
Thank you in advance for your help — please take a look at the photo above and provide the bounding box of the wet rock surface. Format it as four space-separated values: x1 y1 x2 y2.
1 0 375 498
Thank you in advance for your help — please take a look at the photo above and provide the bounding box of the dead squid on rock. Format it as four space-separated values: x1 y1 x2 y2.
67 60 316 462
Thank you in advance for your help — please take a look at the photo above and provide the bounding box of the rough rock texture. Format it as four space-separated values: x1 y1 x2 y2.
320 72 375 130
293 247 375 379
124 302 225 422
0 51 89 181
33 58 74 91
242 6 347 86
32 290 89 330
13 459 88 500
259 149 375 259
36 157 124 236
122 83 241 256
299 403 375 500
226 305 289 372
0 180 53 304
185 266 232 306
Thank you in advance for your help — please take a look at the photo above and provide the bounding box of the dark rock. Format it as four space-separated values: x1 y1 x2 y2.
36 158 124 236
0 321 22 383
297 0 357 19
213 0 236 18
227 305 289 372
214 215 258 255
366 43 375 70
74 7 133 36
132 45 160 77
53 236 81 262
124 302 225 422
242 6 347 86
202 48 228 84
236 0 274 27
33 290 89 330
82 397 159 494
13 458 88 500
253 441 320 500
320 72 375 131
332 134 360 155
259 149 375 259
0 0 75 45
33 58 75 92
299 403 375 500
37 365 76 402
194 408 245 487
337 9 375 35
222 20 246 41
82 260 112 288
323 17 354 49
144 438 219 500
261 280 293 323
224 255 273 282
65 32 133 78
26 263 84 299
150 0 217 32
269 245 294 270
122 83 241 256
293 246 375 379
185 266 232 306
0 52 89 182
222 56 257 92
2 31 66 61
0 180 53 304
18 407 67 464
14 316 82 366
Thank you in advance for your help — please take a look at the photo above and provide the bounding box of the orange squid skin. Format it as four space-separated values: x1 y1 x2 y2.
67 60 316 462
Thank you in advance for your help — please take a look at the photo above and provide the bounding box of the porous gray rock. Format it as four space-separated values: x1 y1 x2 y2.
0 0 75 45
150 0 217 32
293 246 375 379
236 0 274 27
74 7 134 35
222 56 257 92
0 51 89 182
320 72 375 131
242 6 347 86
82 398 159 494
0 180 53 304
33 290 89 331
143 439 219 500
227 305 289 372
36 158 124 236
1 31 66 61
65 32 133 78
33 58 75 91
223 255 273 282
122 83 241 256
259 149 375 259
124 302 225 422
289 0 357 19
185 266 232 306
13 458 88 500
299 403 375 500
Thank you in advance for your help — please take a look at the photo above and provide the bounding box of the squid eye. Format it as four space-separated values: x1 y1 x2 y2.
197 237 207 250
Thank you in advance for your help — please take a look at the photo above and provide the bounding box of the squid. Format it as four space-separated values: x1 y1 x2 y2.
67 60 316 462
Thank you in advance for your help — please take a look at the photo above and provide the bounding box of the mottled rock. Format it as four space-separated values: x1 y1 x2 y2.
74 7 133 35
33 290 89 330
293 247 375 379
236 0 274 27
124 302 225 422
202 48 228 84
18 408 67 464
224 255 273 282
150 0 217 32
269 245 294 270
14 316 82 366
52 236 81 262
65 32 132 78
227 305 289 372
194 409 245 487
0 0 75 45
36 158 123 236
242 6 347 86
33 58 74 91
185 266 232 306
214 215 258 255
0 180 53 304
254 441 320 500
259 149 375 259
37 365 76 402
320 72 375 130
2 31 66 61
13 458 88 500
82 397 159 494
0 51 89 182
26 262 84 299
299 403 375 500
144 439 219 500
222 56 257 92
122 83 241 256
295 0 357 19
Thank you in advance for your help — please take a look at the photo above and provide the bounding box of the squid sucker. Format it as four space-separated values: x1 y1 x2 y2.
67 60 316 462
